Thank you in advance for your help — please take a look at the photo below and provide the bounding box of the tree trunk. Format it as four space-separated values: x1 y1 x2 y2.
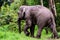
49 0 57 17
40 0 43 6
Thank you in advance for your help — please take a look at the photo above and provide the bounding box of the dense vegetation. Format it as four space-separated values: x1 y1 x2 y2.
0 0 60 40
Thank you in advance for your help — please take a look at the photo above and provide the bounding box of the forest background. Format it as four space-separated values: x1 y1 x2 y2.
0 0 60 40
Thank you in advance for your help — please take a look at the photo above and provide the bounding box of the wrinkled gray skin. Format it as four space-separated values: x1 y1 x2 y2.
17 5 58 38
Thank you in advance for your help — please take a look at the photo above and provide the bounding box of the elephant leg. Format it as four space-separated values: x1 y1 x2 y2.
24 19 32 36
36 23 44 39
36 27 43 38
49 22 59 38
18 18 21 33
30 23 35 37
24 25 30 36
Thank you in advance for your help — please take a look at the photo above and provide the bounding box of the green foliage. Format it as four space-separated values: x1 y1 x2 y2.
0 25 52 40
26 0 35 5
43 0 49 7
0 25 60 40
55 3 60 31
56 3 60 26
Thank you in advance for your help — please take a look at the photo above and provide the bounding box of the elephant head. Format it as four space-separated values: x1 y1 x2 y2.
18 6 26 20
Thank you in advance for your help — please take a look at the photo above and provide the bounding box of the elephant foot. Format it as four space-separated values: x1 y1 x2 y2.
51 34 59 39
54 35 59 39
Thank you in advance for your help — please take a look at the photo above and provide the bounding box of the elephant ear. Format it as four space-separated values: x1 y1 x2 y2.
22 8 25 16
22 8 26 19
23 8 25 13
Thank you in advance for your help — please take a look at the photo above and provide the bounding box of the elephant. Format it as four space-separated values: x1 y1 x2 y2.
17 5 58 38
